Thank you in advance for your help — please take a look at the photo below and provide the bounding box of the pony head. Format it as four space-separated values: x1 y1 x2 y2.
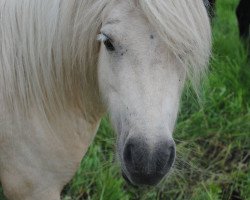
0 0 211 188
97 0 211 186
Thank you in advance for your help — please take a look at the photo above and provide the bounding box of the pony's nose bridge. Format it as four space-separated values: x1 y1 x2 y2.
123 137 176 173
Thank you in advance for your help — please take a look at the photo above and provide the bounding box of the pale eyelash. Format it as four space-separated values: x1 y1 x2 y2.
97 33 108 42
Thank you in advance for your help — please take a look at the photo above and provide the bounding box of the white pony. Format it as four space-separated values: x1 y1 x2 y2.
0 0 211 199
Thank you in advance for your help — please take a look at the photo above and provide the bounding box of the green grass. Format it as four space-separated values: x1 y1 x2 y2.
1 0 249 199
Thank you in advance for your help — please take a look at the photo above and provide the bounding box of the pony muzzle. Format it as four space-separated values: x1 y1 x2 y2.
122 137 176 186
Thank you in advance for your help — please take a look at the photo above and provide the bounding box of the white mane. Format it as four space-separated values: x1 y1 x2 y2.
0 0 211 121
138 0 211 90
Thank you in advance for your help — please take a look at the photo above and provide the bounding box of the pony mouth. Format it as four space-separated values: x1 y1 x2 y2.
122 170 165 186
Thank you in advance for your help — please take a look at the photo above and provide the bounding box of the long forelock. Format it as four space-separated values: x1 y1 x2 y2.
138 0 212 92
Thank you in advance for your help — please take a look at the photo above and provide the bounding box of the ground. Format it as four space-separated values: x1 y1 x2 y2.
0 0 249 199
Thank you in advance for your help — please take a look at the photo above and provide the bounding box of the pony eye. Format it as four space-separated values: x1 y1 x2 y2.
104 39 115 51
97 33 115 52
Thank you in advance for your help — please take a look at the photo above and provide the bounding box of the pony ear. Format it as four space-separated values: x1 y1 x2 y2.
203 0 215 19
203 0 210 8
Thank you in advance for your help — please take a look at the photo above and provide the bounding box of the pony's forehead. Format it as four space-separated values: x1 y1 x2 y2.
102 0 141 23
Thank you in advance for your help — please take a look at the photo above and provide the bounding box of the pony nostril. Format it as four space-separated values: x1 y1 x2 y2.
123 138 148 172
155 141 175 173
155 144 176 172
124 143 133 165
168 146 176 165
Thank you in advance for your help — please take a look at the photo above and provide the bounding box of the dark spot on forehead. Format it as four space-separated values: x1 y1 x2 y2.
150 34 154 39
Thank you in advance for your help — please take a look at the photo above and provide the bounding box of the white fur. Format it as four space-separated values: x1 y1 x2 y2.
0 0 211 199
